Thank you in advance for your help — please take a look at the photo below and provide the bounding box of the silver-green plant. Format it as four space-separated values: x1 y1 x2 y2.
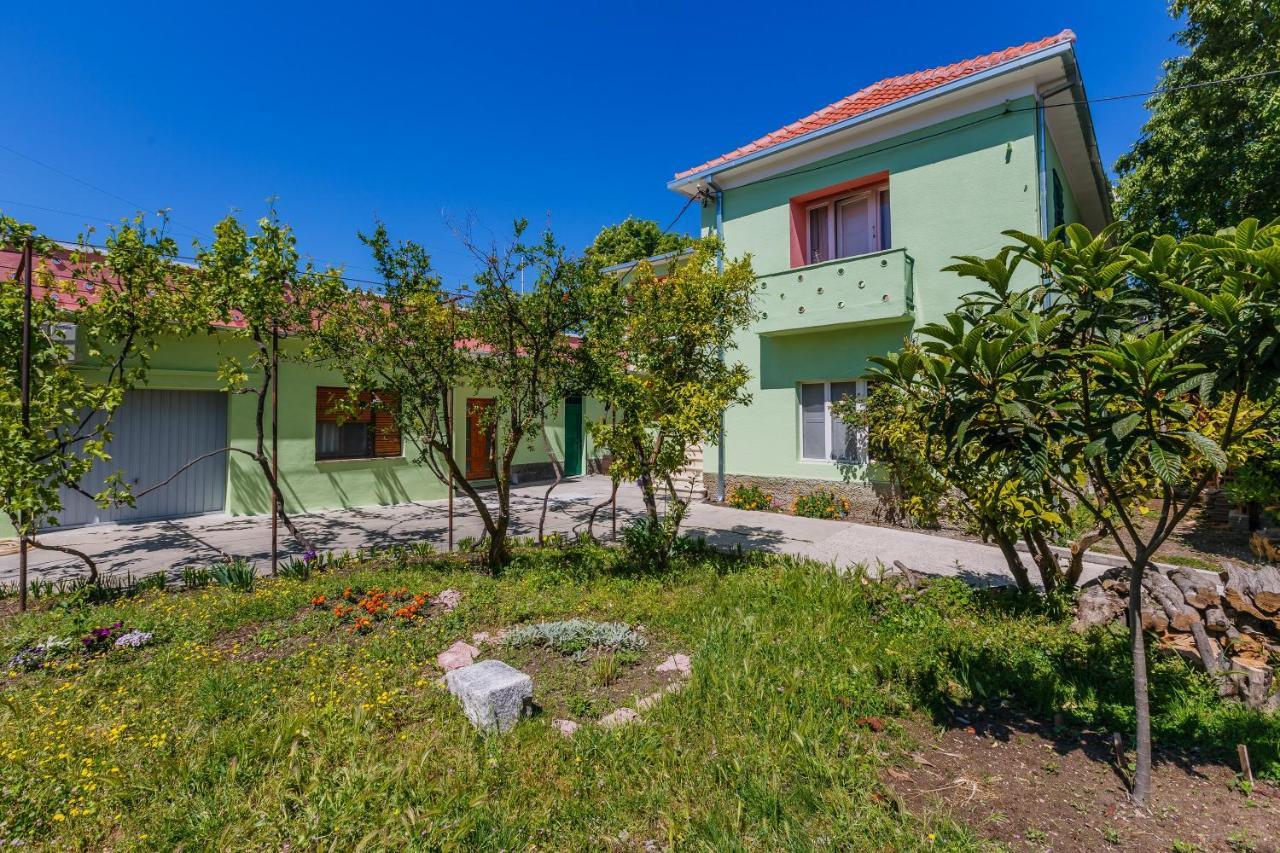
504 618 646 655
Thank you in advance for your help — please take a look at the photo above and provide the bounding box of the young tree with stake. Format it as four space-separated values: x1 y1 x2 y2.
583 237 756 565
917 220 1280 805
1 214 193 588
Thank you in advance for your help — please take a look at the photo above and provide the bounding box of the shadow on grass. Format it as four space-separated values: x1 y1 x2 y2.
888 580 1280 780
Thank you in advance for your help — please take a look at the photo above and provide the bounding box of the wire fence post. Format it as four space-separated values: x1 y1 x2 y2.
270 325 279 576
447 301 456 552
18 238 33 611
610 407 617 542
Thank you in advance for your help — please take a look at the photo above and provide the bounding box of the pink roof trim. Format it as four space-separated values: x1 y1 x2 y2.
674 30 1075 180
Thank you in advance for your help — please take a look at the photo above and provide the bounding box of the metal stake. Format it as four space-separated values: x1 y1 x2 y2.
18 239 33 611
270 325 279 576
610 407 617 541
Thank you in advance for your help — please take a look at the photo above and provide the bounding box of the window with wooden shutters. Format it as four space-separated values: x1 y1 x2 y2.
315 387 401 460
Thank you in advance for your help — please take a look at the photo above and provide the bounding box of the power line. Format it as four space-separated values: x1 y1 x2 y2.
674 67 1280 193
0 142 207 241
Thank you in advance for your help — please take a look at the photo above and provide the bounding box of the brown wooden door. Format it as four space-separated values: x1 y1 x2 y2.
465 398 496 480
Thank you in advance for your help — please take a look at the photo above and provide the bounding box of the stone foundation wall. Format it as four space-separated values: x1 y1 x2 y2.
706 472 898 525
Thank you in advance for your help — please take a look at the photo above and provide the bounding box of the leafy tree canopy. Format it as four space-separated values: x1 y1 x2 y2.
1114 0 1280 234
585 217 693 267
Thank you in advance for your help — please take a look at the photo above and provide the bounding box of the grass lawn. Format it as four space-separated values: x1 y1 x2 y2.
1 541 1277 849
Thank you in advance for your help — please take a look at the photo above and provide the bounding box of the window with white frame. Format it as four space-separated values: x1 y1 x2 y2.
806 185 890 264
799 380 872 463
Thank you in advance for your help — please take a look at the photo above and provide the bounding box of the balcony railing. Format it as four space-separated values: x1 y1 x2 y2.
752 248 914 336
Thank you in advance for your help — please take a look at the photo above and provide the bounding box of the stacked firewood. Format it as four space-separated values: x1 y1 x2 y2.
1075 563 1280 712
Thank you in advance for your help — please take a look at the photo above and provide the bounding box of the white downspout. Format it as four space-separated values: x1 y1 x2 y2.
1035 93 1049 239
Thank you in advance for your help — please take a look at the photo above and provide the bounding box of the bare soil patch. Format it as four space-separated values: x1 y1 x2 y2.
884 708 1280 852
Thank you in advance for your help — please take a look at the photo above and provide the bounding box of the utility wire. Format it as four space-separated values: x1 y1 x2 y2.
672 67 1280 194
0 142 207 241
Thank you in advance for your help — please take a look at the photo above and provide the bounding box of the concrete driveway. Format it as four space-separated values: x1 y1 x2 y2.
0 475 1114 587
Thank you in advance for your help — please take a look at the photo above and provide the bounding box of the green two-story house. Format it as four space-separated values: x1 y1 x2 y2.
667 29 1111 511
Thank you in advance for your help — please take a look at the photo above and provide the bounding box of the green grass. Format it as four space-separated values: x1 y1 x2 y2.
1 542 1276 849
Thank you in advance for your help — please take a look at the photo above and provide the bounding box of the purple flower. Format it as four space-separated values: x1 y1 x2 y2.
303 547 318 564
114 630 153 649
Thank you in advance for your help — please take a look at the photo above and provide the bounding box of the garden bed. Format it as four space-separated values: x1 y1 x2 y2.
885 707 1280 852
2 541 1278 848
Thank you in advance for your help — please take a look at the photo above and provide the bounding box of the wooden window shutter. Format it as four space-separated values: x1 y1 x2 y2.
372 391 401 457
316 387 372 424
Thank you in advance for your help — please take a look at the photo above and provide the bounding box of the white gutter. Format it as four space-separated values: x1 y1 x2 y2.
668 40 1076 194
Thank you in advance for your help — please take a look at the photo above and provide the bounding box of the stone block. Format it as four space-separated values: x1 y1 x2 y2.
445 660 533 733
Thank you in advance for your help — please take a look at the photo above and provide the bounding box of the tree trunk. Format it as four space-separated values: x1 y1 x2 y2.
993 531 1034 593
1025 528 1062 594
28 539 99 585
1066 527 1107 589
487 515 511 569
1127 555 1153 806
585 479 620 541
537 428 563 545
251 337 312 554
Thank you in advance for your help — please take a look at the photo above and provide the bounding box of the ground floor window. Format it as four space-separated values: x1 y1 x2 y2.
799 380 871 463
315 387 402 461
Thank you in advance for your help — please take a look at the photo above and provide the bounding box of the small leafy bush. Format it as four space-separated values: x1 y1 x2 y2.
210 558 257 593
727 483 774 512
792 489 850 519
504 619 647 655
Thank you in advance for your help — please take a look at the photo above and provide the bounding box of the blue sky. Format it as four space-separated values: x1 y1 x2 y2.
5 1 1180 288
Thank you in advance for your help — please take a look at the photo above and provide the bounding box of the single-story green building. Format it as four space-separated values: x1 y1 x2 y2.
0 256 603 534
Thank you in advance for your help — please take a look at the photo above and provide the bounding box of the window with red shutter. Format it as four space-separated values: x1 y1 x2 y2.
315 387 401 460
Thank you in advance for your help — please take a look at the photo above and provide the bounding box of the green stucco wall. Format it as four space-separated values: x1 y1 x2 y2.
702 99 1043 484
1044 127 1082 231
4 331 600 535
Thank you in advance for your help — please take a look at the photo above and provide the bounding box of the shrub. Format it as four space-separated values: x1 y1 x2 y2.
791 489 850 519
210 559 257 593
181 566 212 589
727 483 774 512
277 554 319 581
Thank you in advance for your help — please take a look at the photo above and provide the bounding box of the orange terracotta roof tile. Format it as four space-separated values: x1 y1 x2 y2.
674 30 1075 180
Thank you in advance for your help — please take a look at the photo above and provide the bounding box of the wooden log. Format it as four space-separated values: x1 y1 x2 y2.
1220 563 1269 621
1203 606 1232 633
1188 621 1221 675
1143 571 1202 632
1166 567 1220 610
1251 565 1280 614
1140 604 1169 633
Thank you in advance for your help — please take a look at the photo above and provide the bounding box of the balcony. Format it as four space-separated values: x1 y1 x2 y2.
753 248 914 336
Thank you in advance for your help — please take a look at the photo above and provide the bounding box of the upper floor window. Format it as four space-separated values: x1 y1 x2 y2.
315 387 402 461
805 185 890 264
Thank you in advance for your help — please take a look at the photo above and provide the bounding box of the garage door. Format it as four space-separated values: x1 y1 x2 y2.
53 389 229 528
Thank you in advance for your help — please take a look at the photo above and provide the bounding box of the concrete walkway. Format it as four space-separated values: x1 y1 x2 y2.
0 475 1113 587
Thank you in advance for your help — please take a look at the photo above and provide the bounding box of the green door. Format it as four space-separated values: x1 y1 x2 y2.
563 396 583 477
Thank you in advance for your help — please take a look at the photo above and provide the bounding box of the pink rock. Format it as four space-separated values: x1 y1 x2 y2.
471 631 493 645
434 589 463 611
656 654 691 675
636 680 687 711
598 707 640 728
635 691 665 711
553 718 579 737
436 640 479 671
